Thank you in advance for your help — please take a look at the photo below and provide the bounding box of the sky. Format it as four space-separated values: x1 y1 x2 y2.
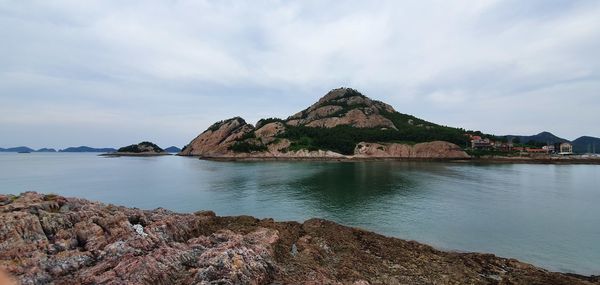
1 0 599 149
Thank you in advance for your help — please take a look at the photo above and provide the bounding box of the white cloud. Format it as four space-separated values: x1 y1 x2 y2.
0 0 599 148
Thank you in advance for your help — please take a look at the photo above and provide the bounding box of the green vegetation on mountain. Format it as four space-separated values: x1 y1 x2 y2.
229 141 268 153
117 141 164 153
278 125 469 155
572 136 600 154
255 118 285 129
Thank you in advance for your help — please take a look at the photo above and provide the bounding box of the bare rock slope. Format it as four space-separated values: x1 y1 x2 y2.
1 192 597 285
179 88 470 159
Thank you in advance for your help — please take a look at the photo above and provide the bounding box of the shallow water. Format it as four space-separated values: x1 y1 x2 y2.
0 153 598 275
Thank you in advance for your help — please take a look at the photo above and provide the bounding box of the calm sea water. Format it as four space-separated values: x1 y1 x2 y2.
0 153 598 275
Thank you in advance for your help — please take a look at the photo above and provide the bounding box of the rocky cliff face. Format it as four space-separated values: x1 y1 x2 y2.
179 117 255 156
1 192 597 285
286 88 397 129
355 141 470 159
179 88 470 159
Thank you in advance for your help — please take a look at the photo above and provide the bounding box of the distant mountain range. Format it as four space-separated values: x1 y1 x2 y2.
504 132 600 153
572 136 600 154
0 145 185 153
504 132 570 145
0 146 115 153
58 146 117 153
0 146 36 152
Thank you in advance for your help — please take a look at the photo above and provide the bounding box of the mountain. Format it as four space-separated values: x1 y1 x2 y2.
572 136 600 154
0 146 35 152
164 146 181 153
505 132 569 146
180 88 469 159
35 148 57 152
59 146 117 153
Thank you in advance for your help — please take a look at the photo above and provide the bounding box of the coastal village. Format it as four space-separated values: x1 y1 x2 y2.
467 134 574 155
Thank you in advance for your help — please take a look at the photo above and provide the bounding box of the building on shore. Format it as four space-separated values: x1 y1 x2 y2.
470 136 493 150
559 142 573 155
466 134 513 151
526 148 546 153
542 145 556 154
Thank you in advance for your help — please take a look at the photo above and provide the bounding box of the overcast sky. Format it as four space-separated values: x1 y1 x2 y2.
1 0 599 149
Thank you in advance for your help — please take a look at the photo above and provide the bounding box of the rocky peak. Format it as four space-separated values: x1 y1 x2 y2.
205 117 249 133
179 117 255 156
286 88 397 129
314 87 366 106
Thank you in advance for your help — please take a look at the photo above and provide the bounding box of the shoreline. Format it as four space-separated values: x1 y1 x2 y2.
1 192 598 284
177 154 600 164
99 152 172 157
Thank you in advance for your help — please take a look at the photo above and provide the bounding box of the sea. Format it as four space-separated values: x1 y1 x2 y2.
0 152 598 275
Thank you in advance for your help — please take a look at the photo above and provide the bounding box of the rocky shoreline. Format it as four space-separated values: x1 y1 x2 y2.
1 192 598 284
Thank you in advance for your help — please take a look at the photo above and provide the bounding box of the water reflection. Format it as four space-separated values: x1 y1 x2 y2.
0 154 599 275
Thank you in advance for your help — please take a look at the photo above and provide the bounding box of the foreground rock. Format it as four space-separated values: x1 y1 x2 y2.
1 192 597 285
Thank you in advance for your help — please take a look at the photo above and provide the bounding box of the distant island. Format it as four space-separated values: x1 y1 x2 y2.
0 146 35 153
102 141 170 156
59 146 117 153
164 146 181 153
178 88 599 161
0 146 116 153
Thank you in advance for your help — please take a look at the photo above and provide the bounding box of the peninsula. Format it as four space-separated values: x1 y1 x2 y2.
179 88 469 160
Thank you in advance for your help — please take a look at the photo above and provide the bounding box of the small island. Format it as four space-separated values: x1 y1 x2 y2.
102 141 170 157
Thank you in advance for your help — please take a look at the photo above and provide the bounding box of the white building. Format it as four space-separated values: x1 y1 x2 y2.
559 142 573 155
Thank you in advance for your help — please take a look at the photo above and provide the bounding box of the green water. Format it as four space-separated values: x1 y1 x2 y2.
0 153 598 275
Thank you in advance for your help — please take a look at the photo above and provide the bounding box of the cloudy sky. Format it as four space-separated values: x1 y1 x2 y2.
1 0 599 149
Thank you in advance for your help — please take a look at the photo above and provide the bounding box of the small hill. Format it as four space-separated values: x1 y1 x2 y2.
180 88 469 159
164 146 181 153
572 136 600 154
59 146 117 153
109 142 169 156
